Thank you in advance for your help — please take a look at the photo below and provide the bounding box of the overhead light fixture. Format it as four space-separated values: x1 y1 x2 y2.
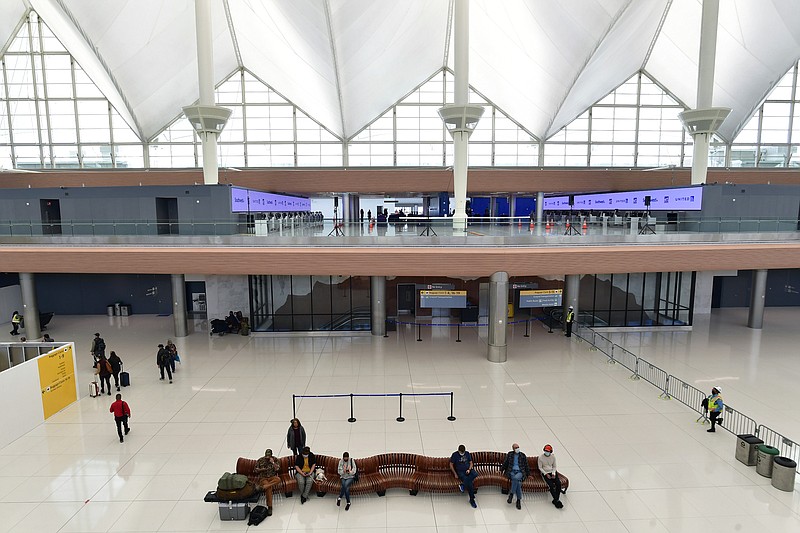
183 104 232 134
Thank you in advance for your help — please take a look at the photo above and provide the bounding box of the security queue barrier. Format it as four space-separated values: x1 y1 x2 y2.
292 391 456 424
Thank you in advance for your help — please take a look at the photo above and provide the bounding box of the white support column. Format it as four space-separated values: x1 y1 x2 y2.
487 271 509 363
535 192 544 235
681 0 728 186
184 0 230 186
441 0 483 233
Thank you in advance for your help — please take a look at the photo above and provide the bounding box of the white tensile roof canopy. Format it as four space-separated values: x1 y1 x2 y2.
1 0 799 143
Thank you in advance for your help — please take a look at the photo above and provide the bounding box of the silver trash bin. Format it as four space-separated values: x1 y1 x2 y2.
756 445 780 477
113 303 121 316
735 434 763 466
107 305 114 317
771 456 797 492
121 305 130 317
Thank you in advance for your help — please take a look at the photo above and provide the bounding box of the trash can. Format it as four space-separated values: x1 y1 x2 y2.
114 303 121 316
107 305 114 317
770 456 797 492
735 434 764 466
120 305 131 317
756 445 780 477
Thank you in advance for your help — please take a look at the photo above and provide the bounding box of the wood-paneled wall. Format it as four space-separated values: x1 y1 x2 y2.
1 167 799 194
1 242 799 277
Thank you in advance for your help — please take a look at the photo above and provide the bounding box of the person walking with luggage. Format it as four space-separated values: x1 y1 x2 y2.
337 451 357 510
95 354 113 395
450 444 478 508
156 344 172 383
706 386 724 433
564 306 575 337
10 311 22 335
287 418 306 456
109 393 131 443
501 443 530 510
294 446 316 504
539 444 563 508
254 448 280 517
108 351 123 391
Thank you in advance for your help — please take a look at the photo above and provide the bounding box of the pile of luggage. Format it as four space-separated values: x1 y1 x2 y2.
205 472 269 525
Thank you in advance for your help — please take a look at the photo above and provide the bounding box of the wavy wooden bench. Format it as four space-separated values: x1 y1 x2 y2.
235 452 569 498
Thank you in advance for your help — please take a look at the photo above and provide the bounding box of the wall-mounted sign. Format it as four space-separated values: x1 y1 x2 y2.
231 187 311 213
519 289 563 308
511 282 538 290
544 186 703 211
420 290 467 309
38 345 77 419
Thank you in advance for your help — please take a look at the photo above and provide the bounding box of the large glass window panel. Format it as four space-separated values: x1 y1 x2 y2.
347 143 393 166
73 65 103 98
768 68 796 101
77 100 111 143
468 143 492 166
43 54 72 98
51 145 79 168
48 100 78 143
291 276 312 314
8 100 39 143
792 106 800 144
760 102 791 143
331 276 352 315
219 105 244 143
734 114 760 144
80 145 112 168
637 144 682 167
729 145 758 167
216 75 242 105
311 276 333 314
243 72 288 104
111 109 140 143
14 145 42 167
351 111 393 142
5 54 35 99
396 143 444 166
148 144 196 167
757 145 789 167
219 143 245 167
247 143 294 166
0 147 12 169
494 142 538 166
39 20 63 53
114 145 144 168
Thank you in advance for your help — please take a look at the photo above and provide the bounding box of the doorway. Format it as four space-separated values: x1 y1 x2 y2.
40 199 62 235
397 283 416 315
155 197 178 235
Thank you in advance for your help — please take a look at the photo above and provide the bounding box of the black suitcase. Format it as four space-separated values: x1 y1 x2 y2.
120 371 130 387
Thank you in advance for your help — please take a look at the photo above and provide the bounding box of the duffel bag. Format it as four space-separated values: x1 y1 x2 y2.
218 472 249 491
216 481 256 501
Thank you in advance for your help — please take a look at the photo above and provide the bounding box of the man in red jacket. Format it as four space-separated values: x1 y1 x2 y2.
109 393 131 443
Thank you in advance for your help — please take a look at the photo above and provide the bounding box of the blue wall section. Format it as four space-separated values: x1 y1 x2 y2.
34 274 173 315
514 197 535 216
471 197 490 216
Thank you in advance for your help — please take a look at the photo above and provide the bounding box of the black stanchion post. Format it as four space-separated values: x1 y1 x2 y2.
447 392 456 421
348 393 357 423
383 318 389 338
396 392 405 422
417 323 422 342
292 394 296 419
548 313 553 334
456 323 461 342
524 318 530 338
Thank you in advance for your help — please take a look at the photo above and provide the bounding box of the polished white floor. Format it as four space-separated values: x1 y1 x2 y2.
1 308 800 533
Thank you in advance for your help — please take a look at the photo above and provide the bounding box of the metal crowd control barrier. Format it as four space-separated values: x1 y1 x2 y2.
635 358 670 399
386 317 550 342
757 425 800 474
292 391 457 423
577 326 800 475
721 406 758 437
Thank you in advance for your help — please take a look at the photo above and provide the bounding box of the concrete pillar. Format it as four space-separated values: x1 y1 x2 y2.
747 269 768 329
371 276 386 336
171 274 188 338
563 274 580 330
487 271 509 363
489 197 497 219
19 273 41 339
535 192 544 235
509 195 517 220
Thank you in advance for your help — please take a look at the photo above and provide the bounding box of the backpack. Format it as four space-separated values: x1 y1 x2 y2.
218 472 248 490
215 480 256 500
96 338 106 351
247 505 269 526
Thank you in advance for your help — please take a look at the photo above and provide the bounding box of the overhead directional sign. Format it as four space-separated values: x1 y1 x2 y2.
420 290 467 309
544 186 703 211
519 289 563 308
231 187 311 213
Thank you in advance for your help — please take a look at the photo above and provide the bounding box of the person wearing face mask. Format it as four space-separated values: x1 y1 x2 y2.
539 444 563 508
294 446 317 504
449 444 478 508
500 443 530 510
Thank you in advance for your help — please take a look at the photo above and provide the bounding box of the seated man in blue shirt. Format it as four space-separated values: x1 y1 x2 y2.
449 444 478 508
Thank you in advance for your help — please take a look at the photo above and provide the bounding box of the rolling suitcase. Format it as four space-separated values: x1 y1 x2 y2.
89 381 99 398
120 363 130 387
218 501 249 520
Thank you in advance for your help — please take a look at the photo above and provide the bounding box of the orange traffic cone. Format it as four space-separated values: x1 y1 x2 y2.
582 217 588 231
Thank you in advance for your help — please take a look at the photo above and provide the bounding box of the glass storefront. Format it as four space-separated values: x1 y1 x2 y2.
249 275 371 332
581 272 694 327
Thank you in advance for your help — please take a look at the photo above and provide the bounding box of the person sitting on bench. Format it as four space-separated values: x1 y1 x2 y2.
539 444 564 509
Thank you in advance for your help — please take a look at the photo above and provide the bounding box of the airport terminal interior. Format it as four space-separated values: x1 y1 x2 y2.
2 0 800 532
2 310 800 533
